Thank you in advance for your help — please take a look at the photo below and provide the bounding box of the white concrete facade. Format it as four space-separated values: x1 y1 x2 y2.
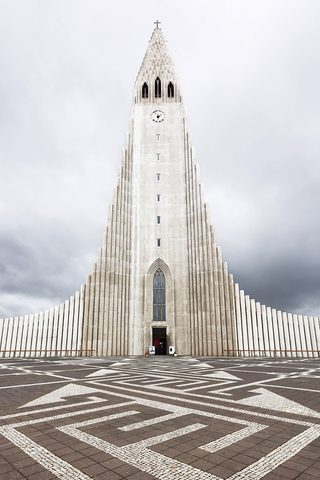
1 27 320 358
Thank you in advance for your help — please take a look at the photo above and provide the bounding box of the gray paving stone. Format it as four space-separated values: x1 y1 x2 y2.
0 472 26 480
296 474 320 480
0 356 320 479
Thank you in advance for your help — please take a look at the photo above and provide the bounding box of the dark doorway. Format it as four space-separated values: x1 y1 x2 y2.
153 327 166 355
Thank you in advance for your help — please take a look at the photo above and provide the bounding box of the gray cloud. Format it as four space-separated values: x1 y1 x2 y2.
1 0 320 318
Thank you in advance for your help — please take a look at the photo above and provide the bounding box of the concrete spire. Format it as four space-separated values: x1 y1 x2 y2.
134 27 182 103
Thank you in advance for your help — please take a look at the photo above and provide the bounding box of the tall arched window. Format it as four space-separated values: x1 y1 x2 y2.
168 82 174 98
142 82 148 98
155 77 161 98
153 268 165 321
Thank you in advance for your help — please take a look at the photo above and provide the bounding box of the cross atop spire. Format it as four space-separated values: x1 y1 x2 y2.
154 20 161 29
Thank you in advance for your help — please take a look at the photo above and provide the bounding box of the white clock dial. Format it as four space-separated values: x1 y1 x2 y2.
151 110 165 122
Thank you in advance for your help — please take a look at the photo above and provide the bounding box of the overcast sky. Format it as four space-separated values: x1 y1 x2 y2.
1 0 320 319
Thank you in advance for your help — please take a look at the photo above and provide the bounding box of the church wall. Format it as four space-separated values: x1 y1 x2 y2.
1 259 320 359
184 130 238 357
130 102 190 355
79 123 134 357
233 286 320 357
0 289 85 357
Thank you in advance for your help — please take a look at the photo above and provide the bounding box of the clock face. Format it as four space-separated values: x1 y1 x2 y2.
151 110 165 122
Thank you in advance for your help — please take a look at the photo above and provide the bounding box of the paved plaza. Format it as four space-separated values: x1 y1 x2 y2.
0 356 320 479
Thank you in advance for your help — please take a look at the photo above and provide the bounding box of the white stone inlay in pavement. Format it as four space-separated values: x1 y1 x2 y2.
205 371 242 381
200 423 267 453
86 368 122 377
119 411 186 431
2 396 105 420
191 362 213 368
109 362 129 367
20 383 104 408
0 425 91 480
59 422 217 480
67 409 139 428
228 425 320 480
9 400 136 428
237 387 320 417
94 381 319 427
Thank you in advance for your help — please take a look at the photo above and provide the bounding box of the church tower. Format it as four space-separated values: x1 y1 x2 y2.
80 26 237 357
2 25 320 359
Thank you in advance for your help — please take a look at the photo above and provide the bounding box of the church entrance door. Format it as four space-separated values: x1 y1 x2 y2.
153 327 167 355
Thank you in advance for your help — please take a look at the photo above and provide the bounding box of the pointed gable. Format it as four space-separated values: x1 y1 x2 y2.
134 28 181 103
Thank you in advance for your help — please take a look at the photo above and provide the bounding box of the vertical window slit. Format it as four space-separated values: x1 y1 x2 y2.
155 77 161 98
153 268 165 321
142 82 148 98
168 82 174 98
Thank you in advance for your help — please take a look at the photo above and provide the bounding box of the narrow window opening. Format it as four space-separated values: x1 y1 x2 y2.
156 135 160 142
156 153 160 160
142 82 148 98
157 216 161 224
156 173 160 181
168 82 174 98
157 238 161 247
153 268 165 322
157 194 160 202
155 77 161 98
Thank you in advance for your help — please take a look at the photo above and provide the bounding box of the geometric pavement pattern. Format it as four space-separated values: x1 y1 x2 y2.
0 356 320 479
